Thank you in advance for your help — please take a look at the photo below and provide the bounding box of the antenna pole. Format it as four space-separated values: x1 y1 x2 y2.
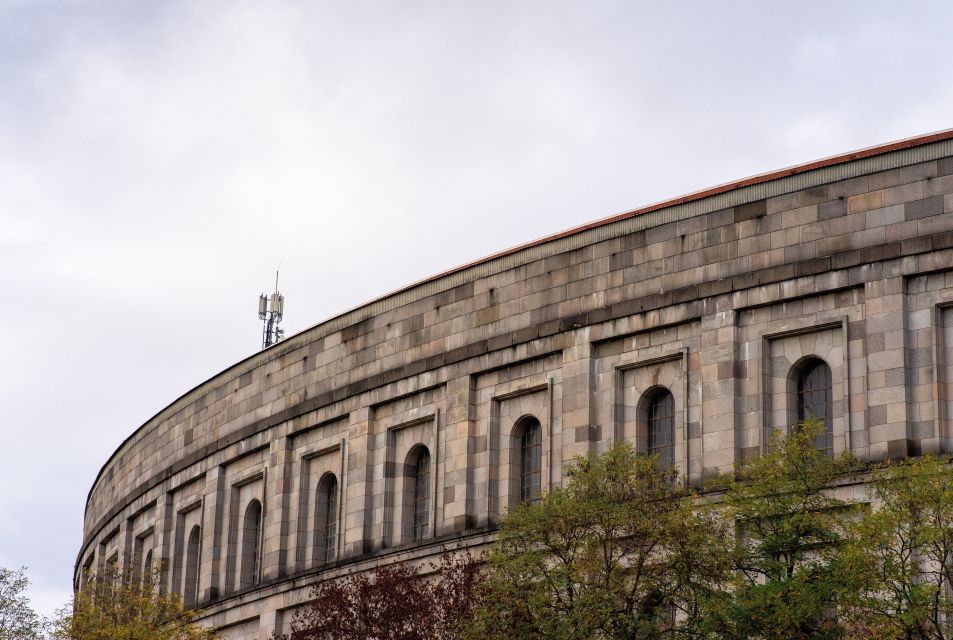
257 272 286 349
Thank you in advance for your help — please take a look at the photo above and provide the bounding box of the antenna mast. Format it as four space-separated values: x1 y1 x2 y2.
258 271 285 349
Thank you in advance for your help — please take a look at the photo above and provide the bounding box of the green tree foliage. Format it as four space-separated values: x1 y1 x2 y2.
466 442 732 640
0 566 43 640
699 419 856 640
839 455 953 640
51 567 215 640
38 426 953 640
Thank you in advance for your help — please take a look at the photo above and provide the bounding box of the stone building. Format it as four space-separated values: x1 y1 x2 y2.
78 130 953 638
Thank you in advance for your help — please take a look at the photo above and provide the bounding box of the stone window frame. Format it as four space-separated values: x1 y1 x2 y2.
79 553 94 591
761 319 851 456
96 526 120 583
289 421 346 573
171 499 203 602
932 301 953 455
131 525 155 585
293 439 344 570
612 351 689 477
105 551 120 583
225 470 265 594
488 382 552 519
383 414 437 547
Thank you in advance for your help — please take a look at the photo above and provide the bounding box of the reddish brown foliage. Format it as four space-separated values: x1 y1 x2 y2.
275 552 482 640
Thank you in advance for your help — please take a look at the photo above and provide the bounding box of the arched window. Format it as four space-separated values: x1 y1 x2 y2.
80 555 94 591
142 549 154 586
514 417 542 504
184 525 201 608
796 357 833 455
240 499 262 589
313 473 338 565
645 388 675 470
406 447 431 541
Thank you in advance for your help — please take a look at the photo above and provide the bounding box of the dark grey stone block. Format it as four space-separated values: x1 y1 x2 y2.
905 195 944 220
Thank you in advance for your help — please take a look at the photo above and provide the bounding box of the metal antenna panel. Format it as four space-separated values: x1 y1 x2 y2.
258 270 286 349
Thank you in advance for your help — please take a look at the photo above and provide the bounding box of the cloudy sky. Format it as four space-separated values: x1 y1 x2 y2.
2 0 952 617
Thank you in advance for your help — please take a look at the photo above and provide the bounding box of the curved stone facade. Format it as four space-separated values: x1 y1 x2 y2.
79 131 953 638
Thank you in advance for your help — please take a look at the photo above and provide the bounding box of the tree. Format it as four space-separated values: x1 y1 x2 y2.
699 419 856 640
465 442 732 640
51 567 215 640
277 552 482 640
0 566 43 640
839 455 953 640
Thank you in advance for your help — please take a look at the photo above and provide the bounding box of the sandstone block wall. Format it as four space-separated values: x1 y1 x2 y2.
79 131 953 638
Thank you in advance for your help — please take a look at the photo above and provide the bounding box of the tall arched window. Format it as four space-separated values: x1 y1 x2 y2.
142 549 154 586
80 555 94 591
645 388 675 470
796 357 833 455
184 525 201 608
514 417 542 504
240 499 262 589
105 553 119 585
406 447 431 541
314 473 338 565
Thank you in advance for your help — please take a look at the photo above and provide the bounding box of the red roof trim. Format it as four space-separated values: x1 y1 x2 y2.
384 127 953 295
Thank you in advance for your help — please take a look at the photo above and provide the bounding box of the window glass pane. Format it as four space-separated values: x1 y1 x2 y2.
185 526 201 608
648 390 675 470
142 550 153 586
325 478 337 561
413 452 430 540
520 420 542 503
797 360 833 455
316 476 337 563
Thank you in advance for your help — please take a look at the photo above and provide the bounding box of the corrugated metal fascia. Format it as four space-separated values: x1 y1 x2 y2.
281 138 953 345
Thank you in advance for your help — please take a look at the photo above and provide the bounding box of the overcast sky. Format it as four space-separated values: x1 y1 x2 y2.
2 0 952 618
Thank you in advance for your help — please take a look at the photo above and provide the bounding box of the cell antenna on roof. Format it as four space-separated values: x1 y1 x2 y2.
258 270 285 349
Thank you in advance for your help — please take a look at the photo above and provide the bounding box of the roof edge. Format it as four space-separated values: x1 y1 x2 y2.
82 127 953 522
403 126 953 287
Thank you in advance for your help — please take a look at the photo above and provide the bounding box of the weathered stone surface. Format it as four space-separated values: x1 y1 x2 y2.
78 133 953 638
